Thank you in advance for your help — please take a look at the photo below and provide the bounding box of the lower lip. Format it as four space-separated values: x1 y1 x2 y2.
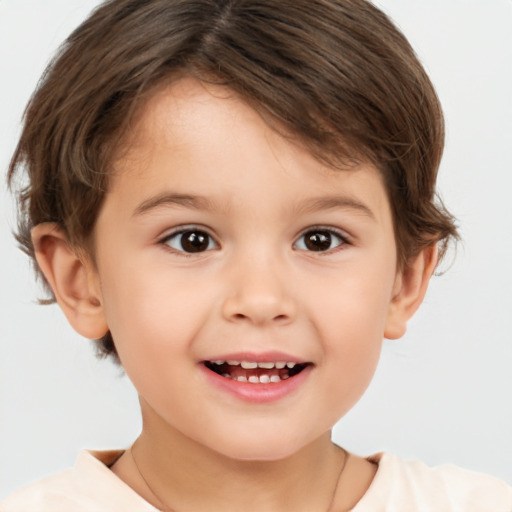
200 364 312 404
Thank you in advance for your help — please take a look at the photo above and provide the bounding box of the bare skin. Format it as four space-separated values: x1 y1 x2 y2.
110 433 377 512
33 77 434 512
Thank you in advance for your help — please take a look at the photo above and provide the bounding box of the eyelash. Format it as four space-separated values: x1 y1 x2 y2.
159 226 218 257
293 226 349 254
158 225 350 256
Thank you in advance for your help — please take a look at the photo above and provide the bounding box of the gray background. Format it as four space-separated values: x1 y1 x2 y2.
1 0 511 498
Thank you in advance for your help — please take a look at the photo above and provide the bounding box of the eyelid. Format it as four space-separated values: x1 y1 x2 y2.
158 225 220 254
300 225 351 241
293 225 350 253
157 224 350 255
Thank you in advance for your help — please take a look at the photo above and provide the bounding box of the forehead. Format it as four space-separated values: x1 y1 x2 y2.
108 77 391 223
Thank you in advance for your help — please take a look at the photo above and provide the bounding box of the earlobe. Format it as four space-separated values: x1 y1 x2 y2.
384 243 438 340
31 223 109 339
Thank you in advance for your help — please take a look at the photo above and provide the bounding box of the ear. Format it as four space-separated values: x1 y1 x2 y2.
384 243 438 340
31 223 109 339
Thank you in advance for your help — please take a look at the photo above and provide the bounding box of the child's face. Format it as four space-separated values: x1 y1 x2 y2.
90 78 402 460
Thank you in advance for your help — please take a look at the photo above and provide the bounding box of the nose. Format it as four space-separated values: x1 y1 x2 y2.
221 255 297 326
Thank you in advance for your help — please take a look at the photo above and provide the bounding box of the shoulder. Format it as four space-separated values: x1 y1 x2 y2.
0 450 158 512
352 452 512 512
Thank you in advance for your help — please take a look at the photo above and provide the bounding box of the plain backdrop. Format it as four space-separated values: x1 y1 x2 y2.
1 0 511 499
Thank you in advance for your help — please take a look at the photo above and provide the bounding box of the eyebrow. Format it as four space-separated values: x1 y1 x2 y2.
133 193 214 217
133 192 375 220
297 196 376 220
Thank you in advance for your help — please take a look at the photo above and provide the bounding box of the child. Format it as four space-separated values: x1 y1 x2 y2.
2 0 511 510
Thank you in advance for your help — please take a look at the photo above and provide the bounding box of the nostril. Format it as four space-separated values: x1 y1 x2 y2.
222 294 296 325
230 312 289 323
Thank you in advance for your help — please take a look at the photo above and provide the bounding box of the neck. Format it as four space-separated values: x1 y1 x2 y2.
129 412 344 512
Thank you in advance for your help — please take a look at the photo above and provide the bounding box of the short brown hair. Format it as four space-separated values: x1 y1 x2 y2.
8 0 458 361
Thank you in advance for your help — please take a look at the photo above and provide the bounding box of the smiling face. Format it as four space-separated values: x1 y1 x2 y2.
84 78 402 460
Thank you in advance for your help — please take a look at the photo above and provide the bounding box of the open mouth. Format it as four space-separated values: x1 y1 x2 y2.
204 360 310 384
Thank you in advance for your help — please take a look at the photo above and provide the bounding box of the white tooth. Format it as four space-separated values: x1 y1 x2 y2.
275 362 286 369
259 374 271 383
236 375 248 382
222 373 231 379
227 360 240 366
248 375 259 383
286 362 296 369
241 361 258 369
258 362 275 369
282 374 290 380
270 375 281 383
214 360 225 365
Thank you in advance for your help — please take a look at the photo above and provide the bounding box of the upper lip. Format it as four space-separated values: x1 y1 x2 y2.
201 351 310 365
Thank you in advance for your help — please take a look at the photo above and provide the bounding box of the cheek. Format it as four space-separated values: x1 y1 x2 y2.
309 256 396 340
304 256 395 400
100 273 207 407
98 260 213 361
313 295 385 422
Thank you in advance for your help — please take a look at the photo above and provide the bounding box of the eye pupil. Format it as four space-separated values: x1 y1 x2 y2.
181 231 209 252
305 231 332 251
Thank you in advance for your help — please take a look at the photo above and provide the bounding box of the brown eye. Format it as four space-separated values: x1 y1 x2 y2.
164 230 216 253
295 229 345 252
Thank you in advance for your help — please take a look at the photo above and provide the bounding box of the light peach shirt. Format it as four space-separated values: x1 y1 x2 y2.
2 450 512 511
